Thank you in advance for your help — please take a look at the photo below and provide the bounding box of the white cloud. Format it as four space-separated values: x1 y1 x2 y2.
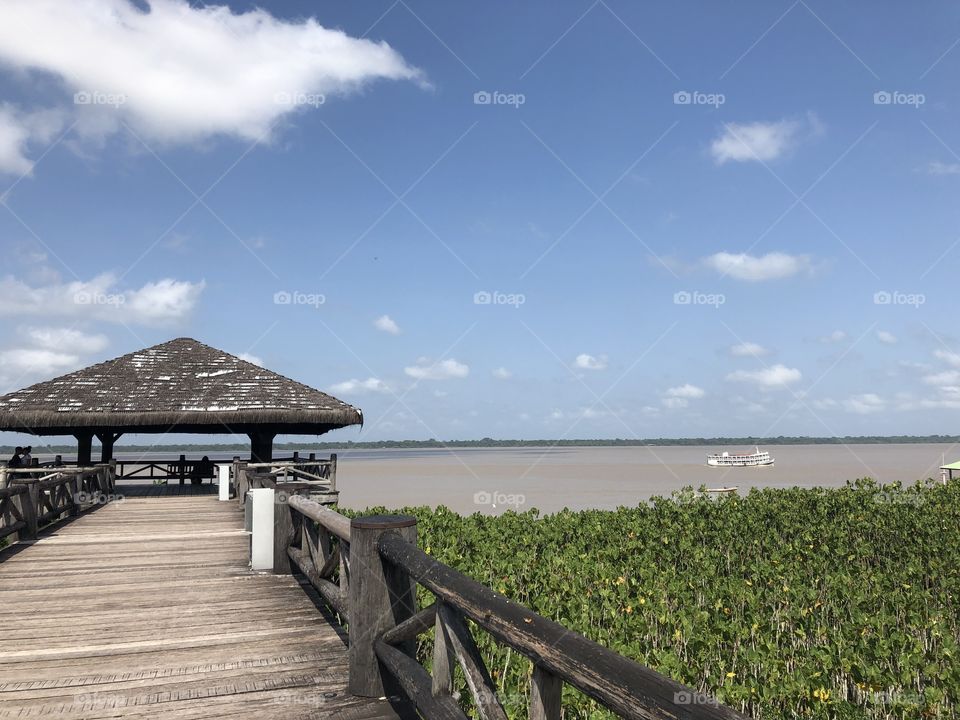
934 349 960 367
729 341 769 357
923 370 960 386
811 398 838 410
843 393 885 414
726 364 802 388
25 327 108 354
574 353 607 370
374 315 401 335
703 251 813 281
0 105 67 175
238 352 263 367
876 330 897 345
329 377 390 395
0 348 81 378
662 397 689 409
665 384 705 399
404 358 469 380
821 330 847 343
492 367 512 380
710 116 817 164
0 273 204 324
926 161 960 176
0 0 422 171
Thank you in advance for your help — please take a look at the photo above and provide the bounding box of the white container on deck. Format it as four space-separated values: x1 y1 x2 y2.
247 488 274 570
216 463 231 501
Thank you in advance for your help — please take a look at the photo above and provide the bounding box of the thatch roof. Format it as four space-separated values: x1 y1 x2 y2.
0 338 362 436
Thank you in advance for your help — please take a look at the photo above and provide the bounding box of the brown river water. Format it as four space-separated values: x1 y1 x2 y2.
95 443 954 515
330 443 953 514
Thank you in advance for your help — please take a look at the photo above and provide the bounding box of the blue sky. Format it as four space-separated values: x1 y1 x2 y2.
1 0 960 445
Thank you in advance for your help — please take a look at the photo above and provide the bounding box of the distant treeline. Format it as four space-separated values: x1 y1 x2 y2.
3 435 960 454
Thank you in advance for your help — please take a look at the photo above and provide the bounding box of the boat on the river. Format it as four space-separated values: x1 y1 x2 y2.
706 447 774 467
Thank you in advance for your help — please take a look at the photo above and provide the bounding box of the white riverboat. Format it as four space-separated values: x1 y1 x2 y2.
706 447 774 467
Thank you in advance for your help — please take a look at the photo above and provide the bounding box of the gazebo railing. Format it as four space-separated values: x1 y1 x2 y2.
232 455 337 509
0 464 117 543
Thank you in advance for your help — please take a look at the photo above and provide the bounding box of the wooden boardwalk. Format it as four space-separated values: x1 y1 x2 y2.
0 489 400 719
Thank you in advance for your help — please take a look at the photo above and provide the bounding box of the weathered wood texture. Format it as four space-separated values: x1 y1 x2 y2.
347 516 418 698
378 532 750 720
0 493 400 719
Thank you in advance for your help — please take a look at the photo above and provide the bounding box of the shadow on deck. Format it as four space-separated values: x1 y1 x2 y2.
0 493 401 719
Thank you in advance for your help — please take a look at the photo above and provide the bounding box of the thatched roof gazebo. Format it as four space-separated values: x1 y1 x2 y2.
0 338 362 464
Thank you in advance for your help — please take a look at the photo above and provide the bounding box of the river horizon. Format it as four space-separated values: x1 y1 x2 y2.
76 442 959 515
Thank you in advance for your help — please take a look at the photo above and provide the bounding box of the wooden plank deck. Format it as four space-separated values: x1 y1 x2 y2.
0 491 401 719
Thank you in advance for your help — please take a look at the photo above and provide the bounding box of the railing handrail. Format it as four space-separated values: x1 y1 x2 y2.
287 494 350 541
275 496 745 720
246 459 333 469
0 464 116 544
378 532 745 720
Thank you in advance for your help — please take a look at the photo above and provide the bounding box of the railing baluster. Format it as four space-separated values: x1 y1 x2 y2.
432 601 456 697
438 604 508 720
529 665 562 720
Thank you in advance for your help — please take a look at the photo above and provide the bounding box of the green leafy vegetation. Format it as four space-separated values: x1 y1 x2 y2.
356 479 960 719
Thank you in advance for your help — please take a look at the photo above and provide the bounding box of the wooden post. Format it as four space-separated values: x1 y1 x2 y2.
54 455 62 467
96 432 118 463
273 486 297 574
0 466 7 490
329 453 338 492
14 479 39 540
529 665 563 720
348 514 418 697
249 432 276 463
292 451 299 462
70 471 82 516
76 433 93 467
308 452 316 462
178 454 186 486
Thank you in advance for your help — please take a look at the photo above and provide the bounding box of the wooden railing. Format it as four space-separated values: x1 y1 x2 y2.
0 464 117 542
232 455 337 509
274 495 748 720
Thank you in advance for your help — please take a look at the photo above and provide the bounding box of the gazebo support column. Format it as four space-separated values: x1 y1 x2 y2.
76 433 93 466
249 432 276 463
96 432 123 463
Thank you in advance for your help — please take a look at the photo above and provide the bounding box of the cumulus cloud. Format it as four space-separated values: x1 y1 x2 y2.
0 105 66 175
703 252 813 281
729 341 769 357
0 348 81 378
934 349 960 367
574 353 607 370
876 330 897 345
0 326 111 390
492 367 512 380
665 384 705 399
374 315 401 335
25 327 108 354
710 115 820 164
0 273 205 324
404 358 469 381
661 384 704 409
843 393 885 414
329 377 390 394
923 370 960 387
0 0 422 173
726 364 802 388
238 352 263 367
821 330 847 343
